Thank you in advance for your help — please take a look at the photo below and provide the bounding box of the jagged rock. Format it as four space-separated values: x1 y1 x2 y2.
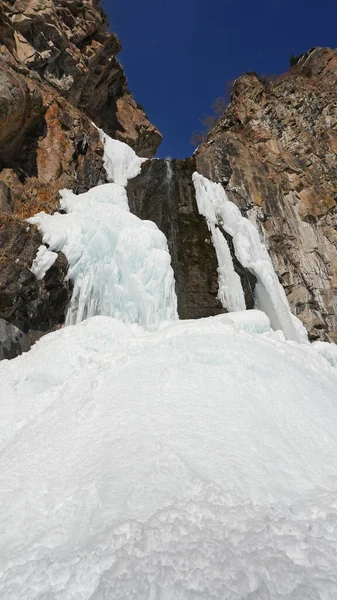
0 215 72 354
0 0 162 157
0 66 43 163
0 181 12 213
0 60 107 213
115 95 163 159
0 318 31 360
127 158 256 319
196 47 337 341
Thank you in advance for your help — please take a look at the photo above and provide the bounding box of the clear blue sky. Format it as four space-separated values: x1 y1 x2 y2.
102 0 336 158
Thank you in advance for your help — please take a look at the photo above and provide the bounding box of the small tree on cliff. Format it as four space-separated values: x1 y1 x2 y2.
190 96 228 147
289 53 303 67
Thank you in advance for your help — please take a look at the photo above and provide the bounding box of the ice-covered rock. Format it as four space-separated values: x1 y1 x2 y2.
193 172 308 343
98 129 147 186
312 340 337 368
30 245 58 280
30 183 177 329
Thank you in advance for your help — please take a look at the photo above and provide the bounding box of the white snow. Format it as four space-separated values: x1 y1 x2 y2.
30 244 58 280
1 312 337 599
312 340 337 368
193 172 307 343
29 183 177 329
98 128 146 186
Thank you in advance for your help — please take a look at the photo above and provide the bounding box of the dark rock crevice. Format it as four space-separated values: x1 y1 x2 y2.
219 225 257 309
127 158 256 320
0 216 72 359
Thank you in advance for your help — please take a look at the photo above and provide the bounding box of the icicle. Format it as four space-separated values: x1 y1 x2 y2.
193 172 308 343
193 174 246 313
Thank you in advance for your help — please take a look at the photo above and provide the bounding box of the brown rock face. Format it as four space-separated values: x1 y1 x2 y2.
0 215 72 357
0 0 161 157
196 47 337 342
0 0 162 357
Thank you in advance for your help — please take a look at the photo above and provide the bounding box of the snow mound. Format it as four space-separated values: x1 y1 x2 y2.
1 313 337 599
29 183 177 329
193 172 308 344
312 340 337 368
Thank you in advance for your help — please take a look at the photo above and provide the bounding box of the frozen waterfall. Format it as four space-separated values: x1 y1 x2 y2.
29 136 178 330
193 172 308 343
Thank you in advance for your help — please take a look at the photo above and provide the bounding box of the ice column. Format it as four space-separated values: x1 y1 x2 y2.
193 172 307 343
29 134 178 330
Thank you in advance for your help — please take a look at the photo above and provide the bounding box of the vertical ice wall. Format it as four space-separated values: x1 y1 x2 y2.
29 135 178 330
193 172 308 343
207 222 246 313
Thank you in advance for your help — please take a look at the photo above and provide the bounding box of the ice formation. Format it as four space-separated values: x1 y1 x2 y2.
98 128 146 186
30 245 58 280
1 313 337 599
208 223 246 312
193 172 308 343
29 138 177 329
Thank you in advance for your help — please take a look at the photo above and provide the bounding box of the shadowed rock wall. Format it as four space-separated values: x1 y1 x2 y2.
127 158 256 319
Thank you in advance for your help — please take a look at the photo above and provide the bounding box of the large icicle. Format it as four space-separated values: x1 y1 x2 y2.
29 134 178 330
193 172 308 343
210 224 246 312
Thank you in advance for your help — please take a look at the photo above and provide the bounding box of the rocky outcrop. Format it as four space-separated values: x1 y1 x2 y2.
0 0 162 212
0 0 162 358
0 55 106 355
0 215 72 357
196 47 337 342
0 0 161 157
127 158 256 319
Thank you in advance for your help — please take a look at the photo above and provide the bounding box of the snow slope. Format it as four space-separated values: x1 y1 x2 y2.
1 312 337 599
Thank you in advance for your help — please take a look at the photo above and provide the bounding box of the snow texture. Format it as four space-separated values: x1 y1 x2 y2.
30 244 58 280
29 132 177 330
312 340 337 367
193 172 307 343
1 312 337 599
12 127 337 599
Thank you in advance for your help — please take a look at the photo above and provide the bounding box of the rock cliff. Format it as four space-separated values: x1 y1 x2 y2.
127 158 256 320
196 47 337 341
0 0 161 356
